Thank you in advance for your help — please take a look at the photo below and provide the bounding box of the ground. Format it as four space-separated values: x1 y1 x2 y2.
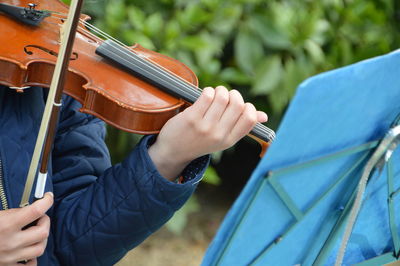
116 184 233 266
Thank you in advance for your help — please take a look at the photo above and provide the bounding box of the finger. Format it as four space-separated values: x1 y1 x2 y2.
186 87 215 118
13 239 47 262
25 258 37 266
257 111 268 123
203 86 230 122
13 258 37 266
16 193 53 228
17 215 50 247
218 90 245 133
228 103 258 143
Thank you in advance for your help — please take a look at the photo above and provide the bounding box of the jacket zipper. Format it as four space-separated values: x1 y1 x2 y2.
0 158 8 210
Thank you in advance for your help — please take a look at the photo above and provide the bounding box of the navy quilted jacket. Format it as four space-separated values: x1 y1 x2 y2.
0 86 209 265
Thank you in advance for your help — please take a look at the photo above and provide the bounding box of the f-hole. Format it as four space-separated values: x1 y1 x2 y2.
24 45 78 60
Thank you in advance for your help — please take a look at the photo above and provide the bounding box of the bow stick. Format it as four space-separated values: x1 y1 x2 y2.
20 0 84 207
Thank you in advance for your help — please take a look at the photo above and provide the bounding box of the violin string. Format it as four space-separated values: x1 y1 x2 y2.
51 14 275 140
53 13 202 99
51 14 221 104
51 14 205 105
49 13 275 140
50 12 137 56
89 36 275 140
106 40 276 139
80 21 203 99
50 13 207 101
98 38 275 139
88 35 275 139
101 42 275 140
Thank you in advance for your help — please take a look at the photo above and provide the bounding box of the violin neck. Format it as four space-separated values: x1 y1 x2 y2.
96 40 275 143
96 40 201 103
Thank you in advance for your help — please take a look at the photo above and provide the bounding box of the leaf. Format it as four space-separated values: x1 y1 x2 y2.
194 31 224 68
144 13 164 37
127 6 145 31
202 59 221 76
312 19 330 44
304 40 325 64
165 20 181 42
202 166 221 185
185 4 212 25
267 59 302 114
281 58 307 101
234 26 264 75
248 15 292 50
268 88 289 115
179 35 208 50
175 50 198 72
165 197 200 235
176 3 210 31
251 56 283 96
337 38 353 66
122 31 155 49
201 0 221 10
220 67 251 85
209 5 242 35
105 0 126 31
83 0 107 18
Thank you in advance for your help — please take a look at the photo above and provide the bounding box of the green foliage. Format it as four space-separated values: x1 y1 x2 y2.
165 196 200 235
203 166 222 186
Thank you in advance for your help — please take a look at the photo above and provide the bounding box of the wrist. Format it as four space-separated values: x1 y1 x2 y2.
148 140 192 181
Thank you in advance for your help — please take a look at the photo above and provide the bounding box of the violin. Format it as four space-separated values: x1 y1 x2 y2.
0 0 275 144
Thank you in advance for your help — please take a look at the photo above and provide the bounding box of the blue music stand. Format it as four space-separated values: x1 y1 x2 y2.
202 50 400 265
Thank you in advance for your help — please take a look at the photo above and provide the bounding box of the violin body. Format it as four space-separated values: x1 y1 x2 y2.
0 0 198 134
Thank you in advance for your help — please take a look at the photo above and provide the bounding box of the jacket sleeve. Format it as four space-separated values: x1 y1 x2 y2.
51 96 209 265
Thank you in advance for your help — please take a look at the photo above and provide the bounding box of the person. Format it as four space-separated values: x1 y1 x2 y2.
0 85 267 265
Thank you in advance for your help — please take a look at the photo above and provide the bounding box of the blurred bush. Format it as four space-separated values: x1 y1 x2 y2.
76 0 399 173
